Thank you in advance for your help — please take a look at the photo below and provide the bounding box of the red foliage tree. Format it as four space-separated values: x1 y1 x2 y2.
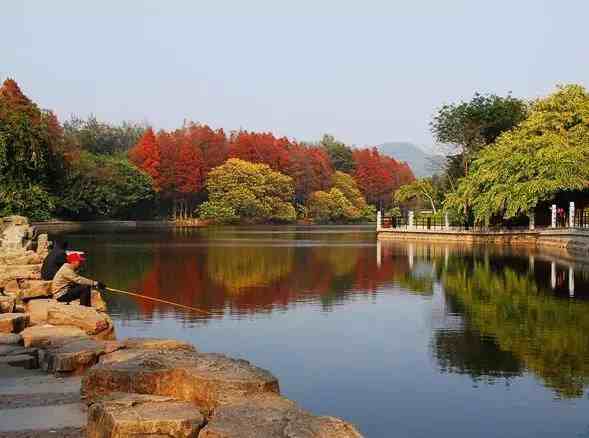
184 122 228 177
286 144 333 203
228 131 291 173
129 128 161 190
352 148 415 207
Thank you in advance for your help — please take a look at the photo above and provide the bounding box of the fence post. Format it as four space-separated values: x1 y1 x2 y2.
569 202 575 228
376 210 382 231
444 212 450 230
551 205 557 228
408 211 415 229
529 211 535 231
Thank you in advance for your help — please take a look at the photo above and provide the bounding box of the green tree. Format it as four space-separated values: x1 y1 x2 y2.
331 171 374 219
199 158 296 223
394 178 440 213
445 84 589 224
431 92 527 183
0 78 65 220
64 115 146 155
308 188 360 223
320 134 355 174
58 152 154 219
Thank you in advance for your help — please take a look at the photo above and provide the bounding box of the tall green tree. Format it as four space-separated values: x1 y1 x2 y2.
395 178 441 213
445 84 589 224
64 115 146 155
320 134 355 174
431 92 527 183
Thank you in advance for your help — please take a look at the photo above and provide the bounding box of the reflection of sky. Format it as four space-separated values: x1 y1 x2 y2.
56 227 589 437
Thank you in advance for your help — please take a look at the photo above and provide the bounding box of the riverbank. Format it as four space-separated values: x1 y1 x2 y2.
377 227 589 256
0 216 363 437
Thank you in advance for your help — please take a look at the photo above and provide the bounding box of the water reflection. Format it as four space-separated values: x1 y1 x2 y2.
59 226 589 402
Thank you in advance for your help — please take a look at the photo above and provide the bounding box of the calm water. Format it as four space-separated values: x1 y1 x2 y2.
55 225 589 437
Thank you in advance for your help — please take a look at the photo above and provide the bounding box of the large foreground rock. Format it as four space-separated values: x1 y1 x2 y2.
4 278 52 300
41 338 123 375
87 393 205 438
82 349 280 410
200 394 363 438
47 302 114 338
20 324 88 348
25 299 114 338
0 312 29 333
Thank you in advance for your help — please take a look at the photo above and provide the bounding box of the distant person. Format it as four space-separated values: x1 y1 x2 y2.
41 240 68 281
52 253 105 307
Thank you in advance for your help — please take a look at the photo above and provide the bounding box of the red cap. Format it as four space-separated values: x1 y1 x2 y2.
67 253 86 264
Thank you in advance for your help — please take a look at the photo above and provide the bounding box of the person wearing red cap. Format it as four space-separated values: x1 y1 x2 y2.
51 252 105 306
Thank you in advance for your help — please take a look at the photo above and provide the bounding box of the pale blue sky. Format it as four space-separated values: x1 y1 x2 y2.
2 0 588 149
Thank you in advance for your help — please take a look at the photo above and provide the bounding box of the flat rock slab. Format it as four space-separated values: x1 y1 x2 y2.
0 354 38 369
0 403 85 432
21 324 88 348
200 395 364 438
0 313 29 333
82 349 280 410
42 339 123 375
121 337 196 351
0 333 22 345
87 394 205 438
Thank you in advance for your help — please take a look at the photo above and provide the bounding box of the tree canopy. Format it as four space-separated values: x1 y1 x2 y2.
431 92 527 181
199 158 296 223
445 84 589 224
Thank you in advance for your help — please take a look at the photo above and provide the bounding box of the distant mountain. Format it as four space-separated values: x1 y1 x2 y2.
377 142 442 177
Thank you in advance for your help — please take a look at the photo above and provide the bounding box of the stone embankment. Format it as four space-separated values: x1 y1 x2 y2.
0 216 363 437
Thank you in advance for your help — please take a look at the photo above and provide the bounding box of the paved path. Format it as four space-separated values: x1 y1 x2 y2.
0 365 85 437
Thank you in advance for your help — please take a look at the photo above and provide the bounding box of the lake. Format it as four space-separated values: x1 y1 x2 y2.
54 225 589 438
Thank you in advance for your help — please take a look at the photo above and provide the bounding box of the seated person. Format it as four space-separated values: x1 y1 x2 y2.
52 253 105 307
41 240 68 281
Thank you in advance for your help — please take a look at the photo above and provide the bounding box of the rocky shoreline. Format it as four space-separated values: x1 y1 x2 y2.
0 216 363 437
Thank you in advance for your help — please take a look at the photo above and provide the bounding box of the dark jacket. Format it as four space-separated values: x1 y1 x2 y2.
41 241 67 281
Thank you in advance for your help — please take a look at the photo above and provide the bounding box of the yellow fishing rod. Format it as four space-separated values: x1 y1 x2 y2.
104 287 211 316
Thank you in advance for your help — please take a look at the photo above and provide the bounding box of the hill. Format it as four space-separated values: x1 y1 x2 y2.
377 142 442 177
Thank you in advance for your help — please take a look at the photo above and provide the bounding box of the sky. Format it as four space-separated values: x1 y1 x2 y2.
2 0 588 150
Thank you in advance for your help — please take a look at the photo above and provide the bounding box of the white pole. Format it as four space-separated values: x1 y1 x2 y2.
569 202 575 228
551 205 557 228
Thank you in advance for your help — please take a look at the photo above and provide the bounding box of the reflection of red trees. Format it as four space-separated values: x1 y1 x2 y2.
131 238 412 320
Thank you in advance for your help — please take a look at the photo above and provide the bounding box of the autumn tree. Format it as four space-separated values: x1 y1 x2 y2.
199 158 296 223
228 131 291 173
0 79 65 219
286 143 333 203
129 128 161 190
352 148 414 208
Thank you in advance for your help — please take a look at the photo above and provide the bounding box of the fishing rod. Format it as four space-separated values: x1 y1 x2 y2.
104 287 211 316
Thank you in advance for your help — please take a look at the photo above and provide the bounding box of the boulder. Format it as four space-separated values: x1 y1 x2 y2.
20 324 88 348
41 338 123 375
0 313 29 333
25 298 58 325
0 264 42 280
200 394 364 438
0 216 34 250
82 349 280 410
87 393 206 438
73 289 107 312
5 279 52 300
0 251 43 265
121 337 196 352
47 302 114 338
0 295 15 313
0 333 22 345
